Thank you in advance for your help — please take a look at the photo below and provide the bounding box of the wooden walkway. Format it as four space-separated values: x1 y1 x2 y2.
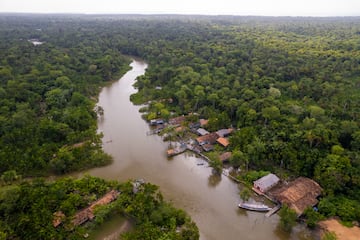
265 204 281 217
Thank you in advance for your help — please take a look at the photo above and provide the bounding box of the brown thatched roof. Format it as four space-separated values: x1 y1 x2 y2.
272 177 322 216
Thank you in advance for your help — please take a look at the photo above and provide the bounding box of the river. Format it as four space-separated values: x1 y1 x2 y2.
87 59 314 240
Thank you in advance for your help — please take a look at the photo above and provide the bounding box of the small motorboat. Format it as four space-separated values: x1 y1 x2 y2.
238 202 272 212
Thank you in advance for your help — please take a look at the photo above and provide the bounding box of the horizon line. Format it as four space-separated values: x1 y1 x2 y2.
0 12 360 18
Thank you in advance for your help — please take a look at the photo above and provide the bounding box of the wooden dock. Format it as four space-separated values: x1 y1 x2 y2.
265 204 281 217
167 146 187 157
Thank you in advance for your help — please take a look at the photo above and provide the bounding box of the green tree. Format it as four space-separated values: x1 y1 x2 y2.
314 153 351 195
322 232 337 240
1 170 20 185
262 106 280 125
230 150 247 170
239 188 251 202
303 207 324 228
278 205 297 233
209 158 222 175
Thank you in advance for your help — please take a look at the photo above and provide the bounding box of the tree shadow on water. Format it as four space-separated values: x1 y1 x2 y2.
207 173 221 187
236 208 248 217
274 224 292 240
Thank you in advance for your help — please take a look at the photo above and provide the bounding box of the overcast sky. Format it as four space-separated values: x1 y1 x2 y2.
0 0 359 16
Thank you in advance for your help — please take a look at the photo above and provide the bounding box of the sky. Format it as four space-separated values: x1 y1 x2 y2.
0 0 359 17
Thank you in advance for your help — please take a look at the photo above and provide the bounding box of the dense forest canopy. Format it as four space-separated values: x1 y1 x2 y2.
119 15 360 222
0 14 132 176
0 14 359 224
0 176 199 239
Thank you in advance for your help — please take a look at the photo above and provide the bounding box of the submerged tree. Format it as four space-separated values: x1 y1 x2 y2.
239 188 251 202
278 205 297 233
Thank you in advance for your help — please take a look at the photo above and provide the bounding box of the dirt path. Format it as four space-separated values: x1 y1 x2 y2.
318 219 360 240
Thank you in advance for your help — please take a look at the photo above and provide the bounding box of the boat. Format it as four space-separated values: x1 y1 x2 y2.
238 202 272 212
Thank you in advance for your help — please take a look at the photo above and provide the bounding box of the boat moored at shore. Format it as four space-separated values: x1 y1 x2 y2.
238 202 272 212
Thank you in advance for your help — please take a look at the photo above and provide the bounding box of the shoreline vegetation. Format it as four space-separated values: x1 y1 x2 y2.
0 14 360 239
0 175 199 239
0 15 199 239
125 15 360 237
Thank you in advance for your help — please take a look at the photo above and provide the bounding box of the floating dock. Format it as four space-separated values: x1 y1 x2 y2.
167 146 187 157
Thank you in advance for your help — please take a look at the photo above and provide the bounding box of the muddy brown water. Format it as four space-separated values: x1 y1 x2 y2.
84 59 314 240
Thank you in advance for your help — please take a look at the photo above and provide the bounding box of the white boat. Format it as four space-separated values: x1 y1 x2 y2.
238 202 272 212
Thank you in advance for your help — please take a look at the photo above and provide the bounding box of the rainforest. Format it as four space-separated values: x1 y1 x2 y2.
0 14 359 239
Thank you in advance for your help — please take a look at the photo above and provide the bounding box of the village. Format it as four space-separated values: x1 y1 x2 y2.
148 114 324 219
53 113 327 233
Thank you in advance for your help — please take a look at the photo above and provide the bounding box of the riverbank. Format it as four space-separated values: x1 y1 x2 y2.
318 219 360 240
89 216 132 240
92 58 314 240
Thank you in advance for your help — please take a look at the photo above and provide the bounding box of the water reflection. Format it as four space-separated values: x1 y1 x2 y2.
207 173 221 187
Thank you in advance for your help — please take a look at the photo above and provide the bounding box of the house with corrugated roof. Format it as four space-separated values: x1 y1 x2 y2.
202 144 214 152
253 173 280 194
196 132 219 146
197 128 210 136
217 137 229 147
216 128 234 138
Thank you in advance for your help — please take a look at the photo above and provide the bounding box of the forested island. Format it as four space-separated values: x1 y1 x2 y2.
0 14 360 239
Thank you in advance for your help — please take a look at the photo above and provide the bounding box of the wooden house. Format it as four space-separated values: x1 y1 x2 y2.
216 137 229 147
202 144 214 152
199 119 209 127
53 190 120 228
219 152 232 163
216 128 234 138
196 128 210 136
270 177 322 216
169 115 186 126
253 173 280 194
196 132 219 146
